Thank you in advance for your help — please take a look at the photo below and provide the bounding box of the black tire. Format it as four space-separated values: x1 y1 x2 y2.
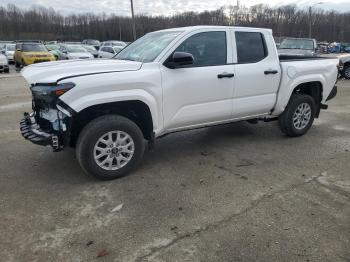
342 65 350 79
76 115 145 180
278 94 316 137
4 68 9 73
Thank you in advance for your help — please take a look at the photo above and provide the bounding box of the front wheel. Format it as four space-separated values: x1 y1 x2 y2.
76 115 145 180
279 94 316 137
342 65 350 79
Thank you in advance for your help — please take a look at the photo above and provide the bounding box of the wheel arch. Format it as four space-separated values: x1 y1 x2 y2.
290 81 323 117
68 100 154 147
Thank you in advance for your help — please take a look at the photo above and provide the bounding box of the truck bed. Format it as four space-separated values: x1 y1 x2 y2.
279 55 336 62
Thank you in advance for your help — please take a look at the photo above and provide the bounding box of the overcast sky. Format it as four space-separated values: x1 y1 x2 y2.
1 0 349 15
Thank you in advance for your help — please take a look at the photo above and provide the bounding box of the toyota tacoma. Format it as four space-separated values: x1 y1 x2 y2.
20 26 339 180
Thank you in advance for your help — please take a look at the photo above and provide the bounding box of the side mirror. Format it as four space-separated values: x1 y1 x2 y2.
166 51 194 69
1 50 5 54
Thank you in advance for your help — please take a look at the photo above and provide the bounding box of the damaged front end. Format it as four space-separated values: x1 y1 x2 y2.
20 82 75 151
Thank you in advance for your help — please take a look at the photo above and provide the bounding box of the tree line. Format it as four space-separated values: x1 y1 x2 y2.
0 3 349 42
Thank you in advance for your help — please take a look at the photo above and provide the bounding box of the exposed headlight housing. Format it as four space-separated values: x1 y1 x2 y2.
31 82 75 105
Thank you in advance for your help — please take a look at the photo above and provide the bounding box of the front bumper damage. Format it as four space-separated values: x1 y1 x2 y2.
20 112 61 150
20 101 73 152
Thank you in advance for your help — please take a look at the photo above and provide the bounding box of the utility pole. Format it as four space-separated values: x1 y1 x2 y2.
119 17 122 41
235 0 240 25
308 6 312 38
308 2 323 38
130 0 136 41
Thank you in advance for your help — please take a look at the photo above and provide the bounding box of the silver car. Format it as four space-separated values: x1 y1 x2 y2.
98 46 124 59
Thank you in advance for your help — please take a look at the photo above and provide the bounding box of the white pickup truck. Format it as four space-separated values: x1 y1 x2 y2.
20 26 339 180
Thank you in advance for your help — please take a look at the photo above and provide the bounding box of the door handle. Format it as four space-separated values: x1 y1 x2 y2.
264 70 279 75
218 73 234 79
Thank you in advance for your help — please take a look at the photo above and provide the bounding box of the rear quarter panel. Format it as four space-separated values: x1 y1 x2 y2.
273 58 339 115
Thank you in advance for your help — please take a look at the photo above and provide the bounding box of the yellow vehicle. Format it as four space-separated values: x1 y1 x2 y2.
14 42 55 68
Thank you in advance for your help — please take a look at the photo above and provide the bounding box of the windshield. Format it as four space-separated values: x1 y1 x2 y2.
46 44 59 50
83 45 96 51
279 39 314 50
67 45 87 53
87 40 100 45
105 42 126 47
22 44 47 52
7 44 15 51
113 47 123 53
115 31 182 62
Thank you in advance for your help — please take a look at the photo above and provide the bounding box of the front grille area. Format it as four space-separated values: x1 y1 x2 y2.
34 60 50 63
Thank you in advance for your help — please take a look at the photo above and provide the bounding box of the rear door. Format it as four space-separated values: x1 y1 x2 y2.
231 30 281 118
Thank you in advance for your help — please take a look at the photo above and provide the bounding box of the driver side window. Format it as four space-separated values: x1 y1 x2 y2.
175 31 227 67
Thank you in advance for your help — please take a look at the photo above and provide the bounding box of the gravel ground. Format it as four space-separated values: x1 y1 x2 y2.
0 66 349 262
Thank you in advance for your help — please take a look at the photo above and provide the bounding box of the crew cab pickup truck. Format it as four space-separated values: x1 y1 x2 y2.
278 37 318 56
20 26 339 180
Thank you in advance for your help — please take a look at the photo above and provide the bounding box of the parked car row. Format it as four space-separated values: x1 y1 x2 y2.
0 39 128 69
0 53 9 73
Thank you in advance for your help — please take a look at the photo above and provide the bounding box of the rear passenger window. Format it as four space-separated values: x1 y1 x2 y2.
175 31 227 67
235 32 267 63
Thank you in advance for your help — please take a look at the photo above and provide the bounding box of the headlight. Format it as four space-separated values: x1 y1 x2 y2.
31 82 76 105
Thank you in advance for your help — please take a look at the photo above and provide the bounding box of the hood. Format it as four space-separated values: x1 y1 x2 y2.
278 49 314 56
21 59 142 85
68 52 93 59
6 51 14 56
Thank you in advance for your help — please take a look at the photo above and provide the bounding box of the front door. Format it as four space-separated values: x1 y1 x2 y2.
161 29 235 131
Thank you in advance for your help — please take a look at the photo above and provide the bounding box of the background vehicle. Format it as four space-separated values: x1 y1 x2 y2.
14 42 55 67
278 38 318 56
0 53 9 73
339 54 350 79
98 46 123 58
45 44 60 60
1 43 15 63
57 44 94 60
82 45 98 58
20 26 339 180
101 41 126 48
81 39 100 50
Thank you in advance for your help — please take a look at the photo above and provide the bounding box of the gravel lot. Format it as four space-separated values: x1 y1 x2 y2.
0 65 349 262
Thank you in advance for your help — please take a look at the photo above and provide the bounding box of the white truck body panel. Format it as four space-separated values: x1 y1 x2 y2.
21 26 339 138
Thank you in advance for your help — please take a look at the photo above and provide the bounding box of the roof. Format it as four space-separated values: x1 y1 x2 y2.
156 25 273 35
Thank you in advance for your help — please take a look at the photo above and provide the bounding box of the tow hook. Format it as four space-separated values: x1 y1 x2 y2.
320 104 328 110
52 135 63 152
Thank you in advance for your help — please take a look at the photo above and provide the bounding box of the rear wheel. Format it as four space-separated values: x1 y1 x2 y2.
279 94 316 137
4 68 9 73
76 115 145 180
